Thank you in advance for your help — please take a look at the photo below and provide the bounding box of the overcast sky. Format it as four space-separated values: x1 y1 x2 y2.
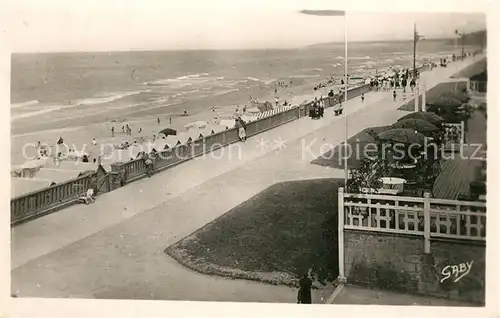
2 0 487 52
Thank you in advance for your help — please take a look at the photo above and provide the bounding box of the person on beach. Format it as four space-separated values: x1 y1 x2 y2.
401 78 407 93
235 117 247 142
169 117 172 124
328 89 334 97
57 137 64 145
361 93 365 102
297 273 313 304
393 90 397 102
275 96 279 107
111 126 115 137
92 138 97 146
410 78 416 92
157 117 160 125
138 128 142 134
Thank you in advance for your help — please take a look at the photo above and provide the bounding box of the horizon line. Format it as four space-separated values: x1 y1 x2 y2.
12 30 485 55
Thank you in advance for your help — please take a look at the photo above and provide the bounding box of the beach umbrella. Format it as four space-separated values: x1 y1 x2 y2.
391 119 439 134
378 128 426 145
441 91 469 103
159 128 177 136
398 112 444 126
427 95 462 108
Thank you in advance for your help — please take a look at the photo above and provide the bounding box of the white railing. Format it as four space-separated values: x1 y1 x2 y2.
338 187 485 250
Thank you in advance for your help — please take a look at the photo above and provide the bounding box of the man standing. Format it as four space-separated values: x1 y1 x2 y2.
297 273 313 304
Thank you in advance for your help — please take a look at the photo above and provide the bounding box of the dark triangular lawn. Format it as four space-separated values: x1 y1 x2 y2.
165 178 344 285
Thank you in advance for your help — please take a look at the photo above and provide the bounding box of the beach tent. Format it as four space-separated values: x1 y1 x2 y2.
255 101 274 112
185 121 208 130
159 128 177 136
165 134 182 147
11 178 53 198
219 119 236 129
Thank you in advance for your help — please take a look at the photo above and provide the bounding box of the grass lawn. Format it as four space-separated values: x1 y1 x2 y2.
398 81 467 111
165 178 344 286
311 126 388 169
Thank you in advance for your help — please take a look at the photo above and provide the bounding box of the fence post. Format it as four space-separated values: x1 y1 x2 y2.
423 192 431 254
337 187 346 282
422 82 427 112
460 121 465 144
415 84 420 112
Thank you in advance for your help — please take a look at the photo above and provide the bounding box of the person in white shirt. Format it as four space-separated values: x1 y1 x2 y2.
92 138 97 146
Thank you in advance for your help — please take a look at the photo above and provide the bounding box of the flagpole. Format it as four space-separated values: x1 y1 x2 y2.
343 12 348 188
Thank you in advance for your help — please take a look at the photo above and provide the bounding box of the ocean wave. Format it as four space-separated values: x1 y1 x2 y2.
75 90 148 106
350 56 372 60
11 100 40 108
246 77 264 82
290 74 320 78
313 68 323 72
212 89 239 97
172 90 201 98
11 105 64 120
146 73 222 86
177 72 209 80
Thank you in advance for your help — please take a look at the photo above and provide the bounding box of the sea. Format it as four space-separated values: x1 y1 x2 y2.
11 40 467 137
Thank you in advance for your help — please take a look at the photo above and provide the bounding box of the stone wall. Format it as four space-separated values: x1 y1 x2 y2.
344 230 485 304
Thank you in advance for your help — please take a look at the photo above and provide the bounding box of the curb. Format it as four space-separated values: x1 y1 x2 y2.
325 283 345 304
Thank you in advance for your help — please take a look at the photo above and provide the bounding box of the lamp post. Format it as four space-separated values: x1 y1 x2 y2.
299 9 348 188
299 9 347 284
455 29 465 60
413 23 424 111
412 23 423 79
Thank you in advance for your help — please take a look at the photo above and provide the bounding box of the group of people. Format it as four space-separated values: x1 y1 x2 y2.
313 76 337 91
309 96 325 119
368 68 417 94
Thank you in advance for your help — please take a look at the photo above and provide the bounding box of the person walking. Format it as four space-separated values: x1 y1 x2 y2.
111 126 115 137
297 273 313 304
157 117 160 125
393 90 397 102
361 93 365 102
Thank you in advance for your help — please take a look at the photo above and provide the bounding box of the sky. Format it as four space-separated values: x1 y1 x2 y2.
1 0 488 52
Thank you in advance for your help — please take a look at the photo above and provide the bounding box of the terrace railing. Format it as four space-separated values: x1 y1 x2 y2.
338 187 486 255
11 172 98 225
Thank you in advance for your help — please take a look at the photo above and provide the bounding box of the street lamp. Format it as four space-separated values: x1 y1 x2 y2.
413 23 424 79
299 9 348 187
455 29 465 60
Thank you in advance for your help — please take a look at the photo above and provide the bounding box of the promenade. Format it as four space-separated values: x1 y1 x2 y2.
11 56 482 302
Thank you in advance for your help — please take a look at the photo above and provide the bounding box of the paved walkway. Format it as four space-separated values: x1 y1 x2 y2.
11 56 482 302
333 285 477 306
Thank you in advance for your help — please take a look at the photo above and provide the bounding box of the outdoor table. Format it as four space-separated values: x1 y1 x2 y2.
361 188 399 196
380 177 406 193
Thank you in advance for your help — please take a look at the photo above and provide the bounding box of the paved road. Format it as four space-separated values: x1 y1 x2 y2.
11 57 482 302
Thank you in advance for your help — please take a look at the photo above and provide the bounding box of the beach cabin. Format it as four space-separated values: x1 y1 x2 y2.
11 178 53 199
33 168 83 184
